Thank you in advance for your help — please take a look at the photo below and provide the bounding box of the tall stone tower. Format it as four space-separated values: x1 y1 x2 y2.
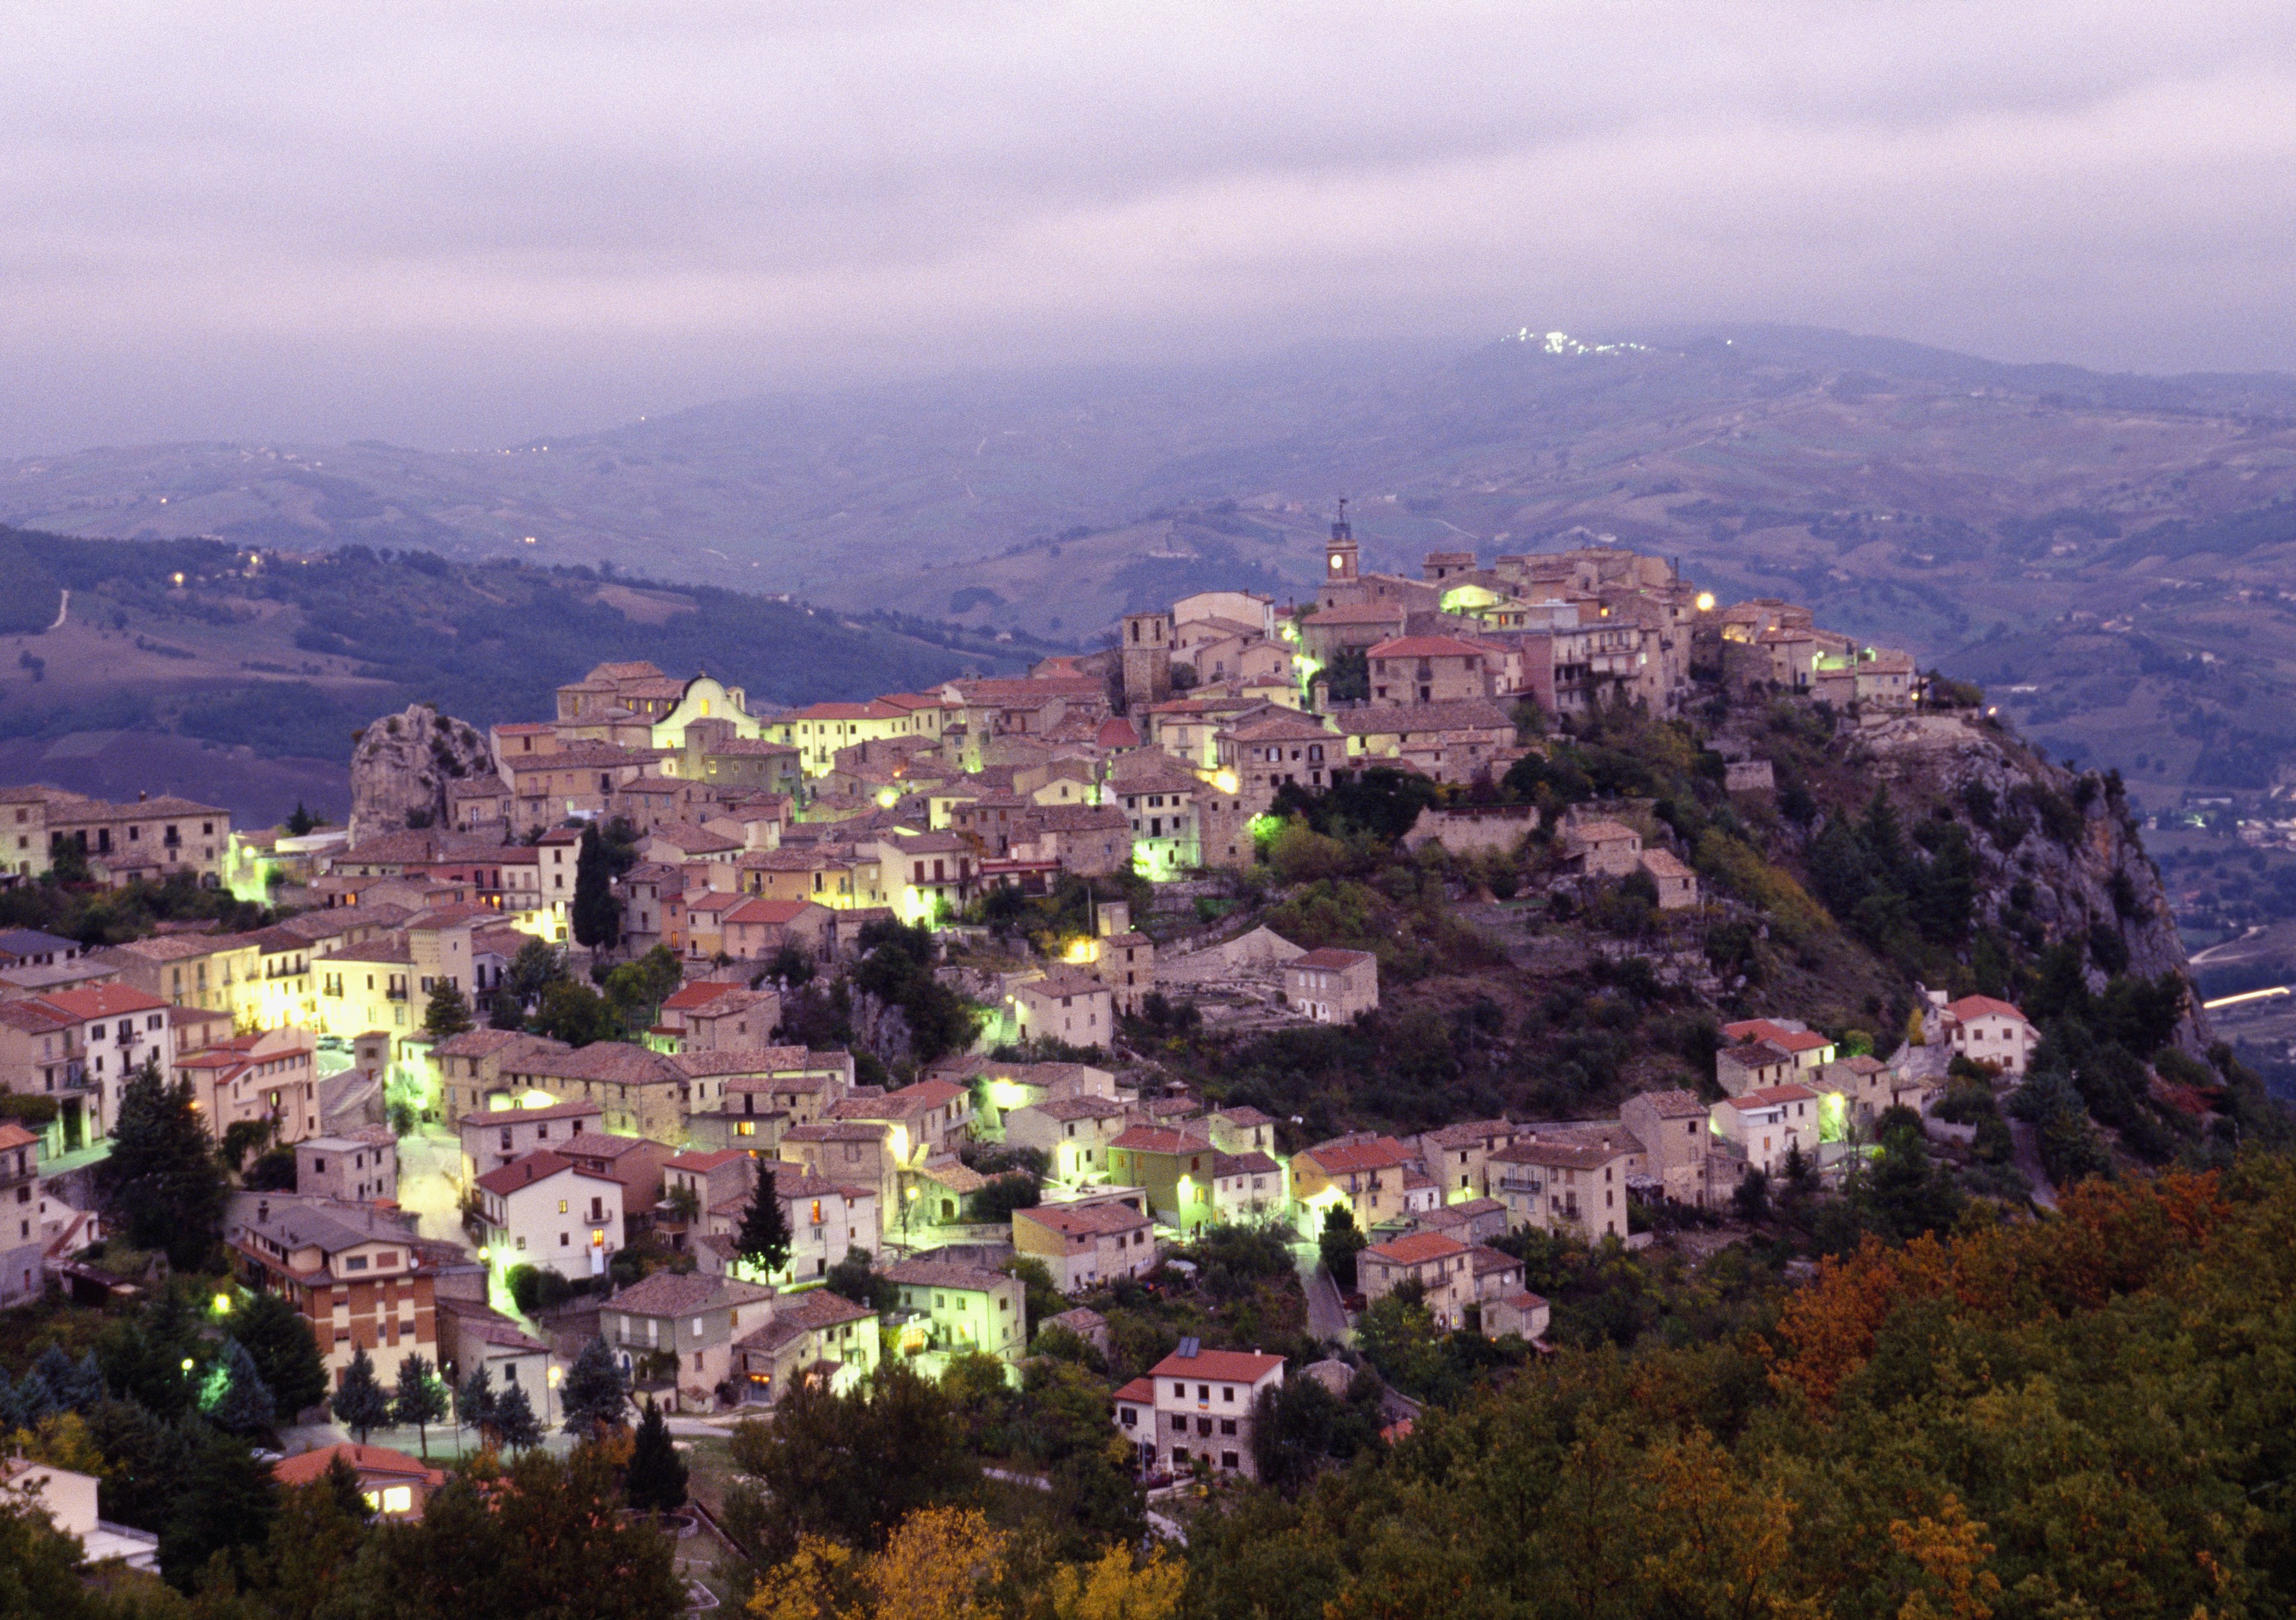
1325 498 1360 585
1121 611 1171 711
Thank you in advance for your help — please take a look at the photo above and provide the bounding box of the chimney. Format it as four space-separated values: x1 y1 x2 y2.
257 1199 269 1224
138 791 148 803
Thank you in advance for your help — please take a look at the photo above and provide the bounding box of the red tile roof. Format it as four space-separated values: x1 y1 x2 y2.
1147 1347 1285 1383
273 1443 443 1490
1364 1231 1469 1267
1946 995 2028 1023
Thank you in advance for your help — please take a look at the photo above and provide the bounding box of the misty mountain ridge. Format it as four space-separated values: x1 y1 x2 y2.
10 323 2296 797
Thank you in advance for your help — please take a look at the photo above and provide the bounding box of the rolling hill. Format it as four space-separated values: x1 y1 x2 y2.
11 325 2296 801
0 530 1037 824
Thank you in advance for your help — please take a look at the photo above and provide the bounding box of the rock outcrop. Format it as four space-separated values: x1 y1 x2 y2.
349 704 493 844
1860 711 2208 1051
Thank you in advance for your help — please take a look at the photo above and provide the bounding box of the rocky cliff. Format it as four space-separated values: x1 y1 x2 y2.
349 703 493 844
1855 711 2208 1051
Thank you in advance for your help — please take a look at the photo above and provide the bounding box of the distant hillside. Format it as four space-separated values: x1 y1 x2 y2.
12 327 2296 798
0 529 1036 823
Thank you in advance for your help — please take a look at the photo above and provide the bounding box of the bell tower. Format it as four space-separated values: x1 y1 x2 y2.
1120 611 1171 710
1325 497 1359 584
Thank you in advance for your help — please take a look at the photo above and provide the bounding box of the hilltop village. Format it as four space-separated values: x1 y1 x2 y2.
0 524 2212 1602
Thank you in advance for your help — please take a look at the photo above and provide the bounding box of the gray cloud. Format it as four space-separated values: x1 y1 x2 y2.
3 1 2294 454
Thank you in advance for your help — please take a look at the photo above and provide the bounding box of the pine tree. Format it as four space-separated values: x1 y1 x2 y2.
390 1353 449 1458
331 1347 390 1444
423 978 475 1040
493 1380 542 1452
558 1335 627 1438
735 1166 793 1279
34 1345 100 1413
209 1338 278 1436
624 1396 689 1512
323 1451 371 1519
571 825 620 951
11 1370 54 1425
456 1362 497 1446
234 1288 330 1419
287 801 317 838
101 1059 228 1270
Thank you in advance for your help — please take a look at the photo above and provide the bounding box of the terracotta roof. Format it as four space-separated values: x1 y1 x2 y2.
28 984 169 1020
1015 1203 1150 1238
670 1047 818 1079
734 1289 875 1353
609 1271 774 1319
1297 1135 1412 1174
1638 849 1695 879
1492 1136 1636 1171
1566 819 1639 844
1214 1151 1281 1177
1946 995 2029 1023
1028 1096 1128 1122
1147 1346 1284 1383
1110 1124 1212 1155
273 1444 443 1491
474 1151 588 1197
886 1258 1013 1292
667 1149 748 1173
725 898 822 926
1113 1376 1157 1404
1364 1231 1468 1267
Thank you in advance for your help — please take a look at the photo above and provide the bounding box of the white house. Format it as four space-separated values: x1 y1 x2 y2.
1938 994 2038 1077
473 1150 625 1280
1116 1344 1286 1479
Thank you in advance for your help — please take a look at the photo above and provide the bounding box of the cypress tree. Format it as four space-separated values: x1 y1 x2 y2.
624 1396 689 1512
571 825 620 951
735 1166 793 1280
422 979 475 1039
330 1347 390 1444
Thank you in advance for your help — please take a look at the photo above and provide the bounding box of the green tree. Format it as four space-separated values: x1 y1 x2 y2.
492 1378 542 1452
505 938 567 1005
0 1497 134 1618
157 1412 280 1590
625 1395 689 1512
735 1166 793 1277
1319 1204 1366 1292
391 1351 450 1459
44 836 91 886
571 824 619 951
422 978 475 1039
220 1116 276 1175
330 1346 390 1444
532 979 620 1047
603 945 683 1033
358 1446 680 1620
100 1058 227 1270
234 1287 331 1419
558 1335 627 1438
725 1360 976 1559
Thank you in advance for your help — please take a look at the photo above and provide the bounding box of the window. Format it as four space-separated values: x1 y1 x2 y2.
1221 1451 1239 1470
1220 1418 1238 1436
558 1198 569 1214
1170 1414 1187 1432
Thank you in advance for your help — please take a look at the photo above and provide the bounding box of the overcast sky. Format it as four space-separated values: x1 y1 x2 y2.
5 1 2294 455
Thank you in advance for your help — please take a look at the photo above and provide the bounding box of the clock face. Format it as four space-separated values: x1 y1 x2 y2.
1329 554 1344 570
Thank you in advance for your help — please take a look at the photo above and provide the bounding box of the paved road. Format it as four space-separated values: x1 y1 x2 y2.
1297 1252 1350 1345
2008 1118 2060 1212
